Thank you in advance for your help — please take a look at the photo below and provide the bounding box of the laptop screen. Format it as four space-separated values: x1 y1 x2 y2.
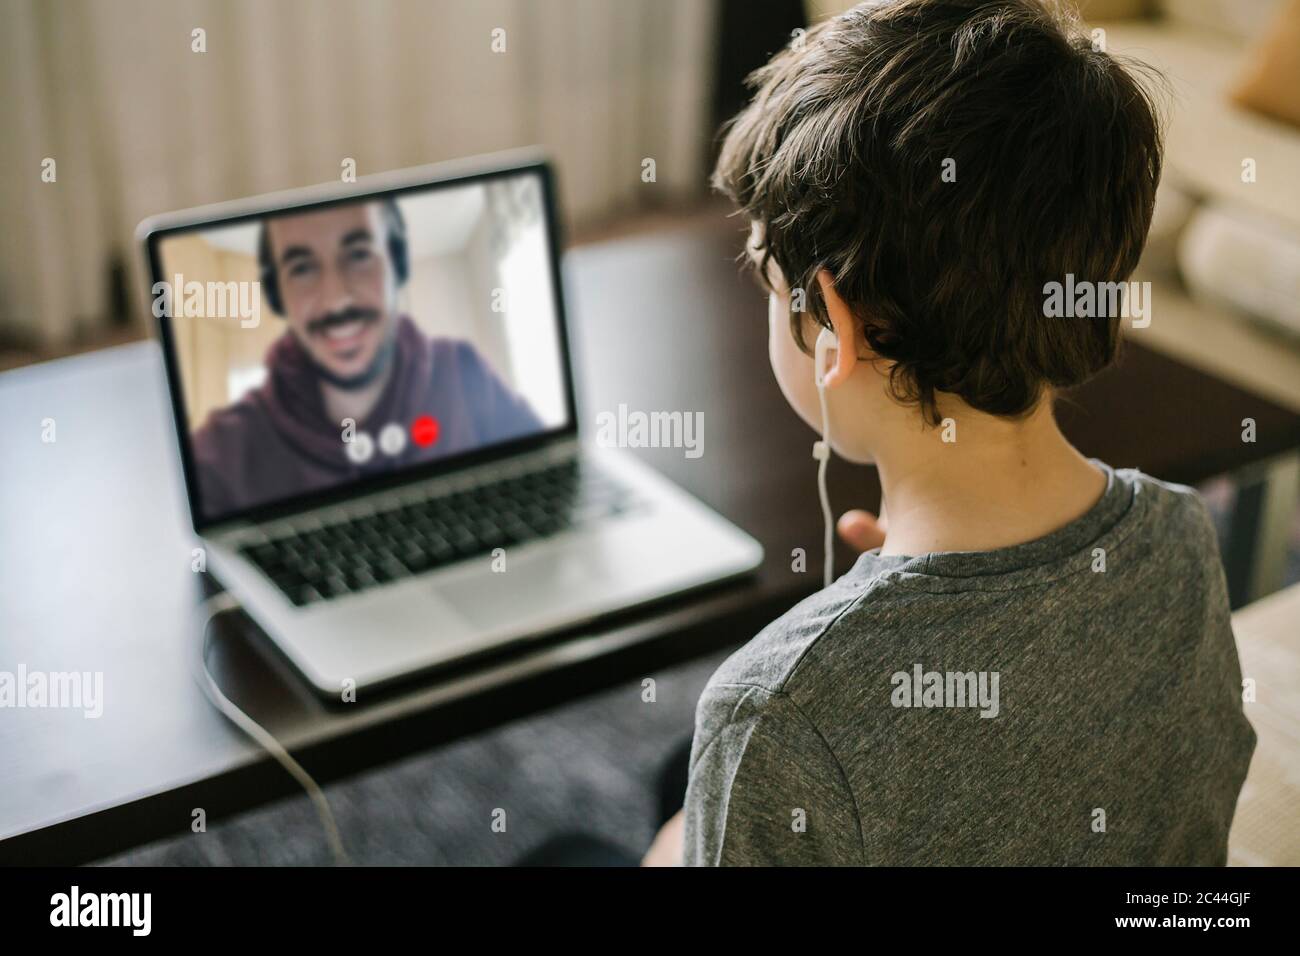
150 166 573 528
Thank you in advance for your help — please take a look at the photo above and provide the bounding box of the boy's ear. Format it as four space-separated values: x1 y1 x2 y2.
816 269 859 388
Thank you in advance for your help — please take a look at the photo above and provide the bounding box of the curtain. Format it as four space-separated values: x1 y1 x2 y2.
0 0 719 349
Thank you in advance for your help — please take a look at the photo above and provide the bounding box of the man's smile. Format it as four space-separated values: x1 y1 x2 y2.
308 309 381 362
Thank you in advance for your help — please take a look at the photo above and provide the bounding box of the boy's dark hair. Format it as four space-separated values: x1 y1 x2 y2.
714 0 1163 422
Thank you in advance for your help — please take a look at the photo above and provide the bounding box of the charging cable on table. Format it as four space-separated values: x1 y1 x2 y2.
194 591 350 865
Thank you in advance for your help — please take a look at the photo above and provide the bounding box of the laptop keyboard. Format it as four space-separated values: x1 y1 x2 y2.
240 458 636 607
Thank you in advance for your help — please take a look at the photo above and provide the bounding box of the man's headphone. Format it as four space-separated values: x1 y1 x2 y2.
257 197 410 315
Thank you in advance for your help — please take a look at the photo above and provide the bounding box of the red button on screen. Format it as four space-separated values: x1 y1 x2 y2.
411 415 440 448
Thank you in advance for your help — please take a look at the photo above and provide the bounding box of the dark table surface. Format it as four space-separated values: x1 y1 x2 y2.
4 216 1299 865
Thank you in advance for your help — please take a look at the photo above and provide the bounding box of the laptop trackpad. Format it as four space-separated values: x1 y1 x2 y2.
437 544 617 630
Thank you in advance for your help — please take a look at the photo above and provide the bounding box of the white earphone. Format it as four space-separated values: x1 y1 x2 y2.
813 327 836 588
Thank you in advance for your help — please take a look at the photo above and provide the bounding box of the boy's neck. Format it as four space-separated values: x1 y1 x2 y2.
874 400 1106 557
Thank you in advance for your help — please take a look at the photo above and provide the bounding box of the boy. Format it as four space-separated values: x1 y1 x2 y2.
648 0 1255 865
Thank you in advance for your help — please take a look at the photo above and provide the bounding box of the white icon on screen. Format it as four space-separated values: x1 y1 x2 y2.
345 431 375 464
379 422 407 457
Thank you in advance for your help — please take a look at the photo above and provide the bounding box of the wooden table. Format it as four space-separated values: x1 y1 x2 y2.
3 217 1299 864
1228 583 1300 866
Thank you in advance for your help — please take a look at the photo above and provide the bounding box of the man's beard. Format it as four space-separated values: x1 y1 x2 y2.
302 307 397 391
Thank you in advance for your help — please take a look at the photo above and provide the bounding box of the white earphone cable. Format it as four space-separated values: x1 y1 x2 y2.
194 591 351 865
814 378 834 589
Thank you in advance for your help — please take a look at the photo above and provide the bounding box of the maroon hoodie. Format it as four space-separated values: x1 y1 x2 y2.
191 316 544 521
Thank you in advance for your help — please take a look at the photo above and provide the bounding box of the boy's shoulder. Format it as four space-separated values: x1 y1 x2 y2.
702 465 1220 716
702 569 896 710
1105 467 1221 578
1121 467 1216 537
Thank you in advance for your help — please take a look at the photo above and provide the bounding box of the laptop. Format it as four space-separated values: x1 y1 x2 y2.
138 151 763 697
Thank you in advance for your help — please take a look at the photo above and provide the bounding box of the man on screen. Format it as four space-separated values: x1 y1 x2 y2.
191 198 544 519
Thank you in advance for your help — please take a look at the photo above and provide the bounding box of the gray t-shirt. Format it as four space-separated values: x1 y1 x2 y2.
684 463 1256 865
